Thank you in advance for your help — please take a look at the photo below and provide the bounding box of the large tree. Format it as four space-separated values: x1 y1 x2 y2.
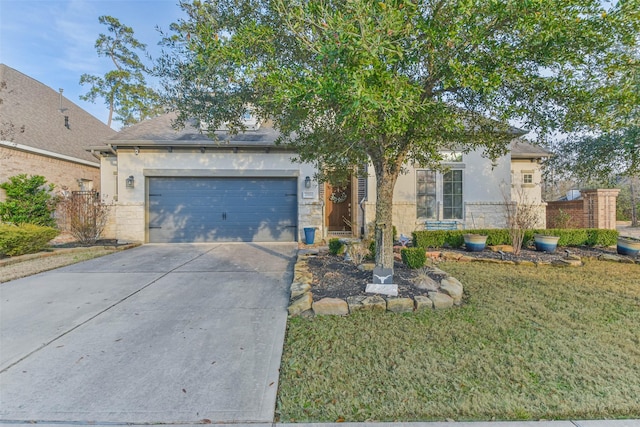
157 0 638 271
547 37 639 224
80 16 163 128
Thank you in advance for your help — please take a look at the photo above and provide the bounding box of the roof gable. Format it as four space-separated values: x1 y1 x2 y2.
0 64 115 164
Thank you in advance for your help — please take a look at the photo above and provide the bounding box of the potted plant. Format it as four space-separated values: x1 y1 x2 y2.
533 234 560 253
617 236 640 256
463 233 488 252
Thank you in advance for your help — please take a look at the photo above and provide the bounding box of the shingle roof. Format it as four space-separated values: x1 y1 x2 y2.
0 64 115 164
105 112 280 146
510 139 552 159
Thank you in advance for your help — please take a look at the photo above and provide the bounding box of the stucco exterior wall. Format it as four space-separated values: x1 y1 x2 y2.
365 149 512 237
0 146 100 202
104 148 320 243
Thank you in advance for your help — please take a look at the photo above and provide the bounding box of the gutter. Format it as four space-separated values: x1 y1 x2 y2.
0 140 99 168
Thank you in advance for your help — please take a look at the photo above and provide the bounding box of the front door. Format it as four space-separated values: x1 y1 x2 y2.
325 181 352 232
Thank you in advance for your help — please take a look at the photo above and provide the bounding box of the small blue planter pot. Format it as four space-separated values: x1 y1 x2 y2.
464 234 488 252
303 227 316 245
617 237 640 256
534 234 560 253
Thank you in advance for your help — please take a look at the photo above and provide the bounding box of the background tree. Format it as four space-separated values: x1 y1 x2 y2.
80 16 163 128
546 40 639 225
0 175 58 227
158 0 638 271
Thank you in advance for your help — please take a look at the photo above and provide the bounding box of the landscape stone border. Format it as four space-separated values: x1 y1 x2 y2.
287 246 639 317
288 250 464 317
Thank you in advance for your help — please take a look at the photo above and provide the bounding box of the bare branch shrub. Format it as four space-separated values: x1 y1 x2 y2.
58 191 110 245
502 182 542 256
347 242 370 265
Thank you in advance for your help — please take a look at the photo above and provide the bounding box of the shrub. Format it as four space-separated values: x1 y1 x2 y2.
0 223 59 256
0 174 58 227
412 228 617 249
586 229 618 247
328 238 344 255
369 240 376 259
58 191 110 245
401 247 426 269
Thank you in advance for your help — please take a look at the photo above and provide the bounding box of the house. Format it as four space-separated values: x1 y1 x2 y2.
0 64 115 202
91 112 549 243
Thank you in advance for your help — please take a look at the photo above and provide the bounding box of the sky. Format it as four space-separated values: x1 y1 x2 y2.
0 0 185 129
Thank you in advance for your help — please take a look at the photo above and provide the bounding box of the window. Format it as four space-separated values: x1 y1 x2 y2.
443 170 463 219
522 173 533 184
416 170 436 219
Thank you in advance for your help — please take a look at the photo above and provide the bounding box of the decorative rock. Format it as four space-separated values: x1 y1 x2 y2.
288 292 312 316
599 254 622 263
552 258 582 267
426 251 441 261
428 291 454 309
475 257 501 264
440 277 464 304
365 283 398 296
313 298 349 316
357 263 375 271
290 282 311 299
489 245 514 253
441 251 463 261
346 295 386 312
386 297 414 313
293 272 313 283
414 275 439 291
414 295 433 311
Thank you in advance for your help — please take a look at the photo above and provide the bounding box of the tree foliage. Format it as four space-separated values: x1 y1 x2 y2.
158 0 638 269
80 16 163 128
0 175 58 227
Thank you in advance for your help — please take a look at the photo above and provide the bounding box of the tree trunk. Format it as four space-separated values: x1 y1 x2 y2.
372 159 400 270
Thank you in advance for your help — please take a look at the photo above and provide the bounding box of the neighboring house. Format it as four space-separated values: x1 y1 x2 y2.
90 112 549 243
0 64 115 202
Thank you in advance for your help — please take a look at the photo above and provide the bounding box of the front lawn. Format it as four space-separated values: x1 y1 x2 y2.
276 260 640 422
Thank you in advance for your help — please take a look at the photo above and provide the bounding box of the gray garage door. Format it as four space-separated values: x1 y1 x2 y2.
148 177 298 243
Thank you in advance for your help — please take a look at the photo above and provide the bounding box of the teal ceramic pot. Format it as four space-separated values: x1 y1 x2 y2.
464 234 488 252
617 237 640 256
534 234 560 253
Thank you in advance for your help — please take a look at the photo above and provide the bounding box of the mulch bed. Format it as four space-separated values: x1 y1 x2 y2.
305 245 627 302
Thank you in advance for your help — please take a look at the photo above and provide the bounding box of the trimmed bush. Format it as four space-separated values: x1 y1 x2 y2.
328 238 344 255
401 247 426 269
412 228 619 250
586 229 618 247
0 223 59 256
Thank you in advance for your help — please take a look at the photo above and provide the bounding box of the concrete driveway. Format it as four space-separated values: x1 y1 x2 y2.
0 243 296 424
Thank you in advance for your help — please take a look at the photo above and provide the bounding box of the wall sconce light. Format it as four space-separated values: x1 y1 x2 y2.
125 175 135 189
134 146 140 155
305 176 311 188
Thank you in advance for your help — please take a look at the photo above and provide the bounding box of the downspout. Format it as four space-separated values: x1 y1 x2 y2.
359 196 366 238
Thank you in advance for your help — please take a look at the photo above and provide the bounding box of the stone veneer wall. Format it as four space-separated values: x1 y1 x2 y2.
113 203 146 242
582 189 619 230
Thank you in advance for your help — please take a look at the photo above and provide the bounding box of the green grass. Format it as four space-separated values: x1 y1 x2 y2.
276 261 640 422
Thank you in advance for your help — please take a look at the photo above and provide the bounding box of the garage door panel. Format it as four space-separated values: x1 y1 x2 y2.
148 177 297 243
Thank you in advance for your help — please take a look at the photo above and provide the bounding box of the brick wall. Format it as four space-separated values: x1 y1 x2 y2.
546 189 619 230
0 146 100 202
546 200 584 228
